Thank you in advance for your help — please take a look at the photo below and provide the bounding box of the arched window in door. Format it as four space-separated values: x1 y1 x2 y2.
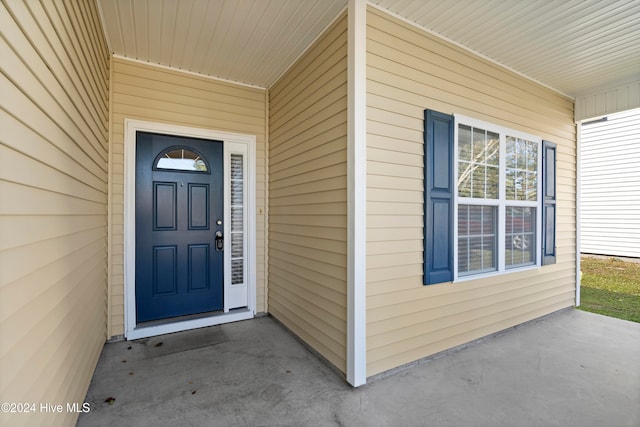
154 146 210 172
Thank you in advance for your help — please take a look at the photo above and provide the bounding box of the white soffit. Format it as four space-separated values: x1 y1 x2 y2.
97 0 347 88
372 0 640 98
98 0 640 96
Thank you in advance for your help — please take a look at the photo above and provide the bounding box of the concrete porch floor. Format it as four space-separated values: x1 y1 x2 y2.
78 309 640 427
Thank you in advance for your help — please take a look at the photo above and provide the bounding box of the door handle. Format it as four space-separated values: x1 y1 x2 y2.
215 231 224 251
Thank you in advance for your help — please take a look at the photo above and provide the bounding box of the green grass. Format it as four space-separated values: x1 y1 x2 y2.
579 256 640 323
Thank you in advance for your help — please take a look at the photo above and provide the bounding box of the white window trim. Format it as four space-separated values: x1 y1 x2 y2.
123 119 256 340
453 115 542 282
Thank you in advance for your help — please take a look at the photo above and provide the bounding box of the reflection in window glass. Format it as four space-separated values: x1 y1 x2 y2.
458 125 499 199
505 207 536 268
156 148 208 172
458 205 497 275
506 136 537 201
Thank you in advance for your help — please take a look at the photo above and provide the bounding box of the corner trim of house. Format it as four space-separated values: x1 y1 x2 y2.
123 119 257 340
347 0 367 387
106 54 114 339
575 122 581 306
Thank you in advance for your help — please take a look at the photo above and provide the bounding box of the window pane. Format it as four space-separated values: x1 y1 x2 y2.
458 237 469 272
458 162 472 197
481 235 496 270
516 170 526 200
458 205 469 234
506 137 538 201
156 148 208 172
231 232 243 258
458 124 499 200
459 125 472 161
473 128 486 159
231 155 244 179
516 139 526 169
472 166 486 198
486 166 499 199
527 143 538 172
482 206 494 233
231 206 243 232
506 136 516 168
505 169 516 200
469 205 481 234
487 132 499 166
469 237 483 270
231 181 243 204
458 205 497 276
231 259 244 285
505 206 536 268
230 154 244 285
525 143 538 200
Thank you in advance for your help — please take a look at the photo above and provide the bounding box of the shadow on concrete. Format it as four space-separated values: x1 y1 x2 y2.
78 309 640 427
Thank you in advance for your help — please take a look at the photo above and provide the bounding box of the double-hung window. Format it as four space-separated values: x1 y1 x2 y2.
424 110 556 285
455 116 541 279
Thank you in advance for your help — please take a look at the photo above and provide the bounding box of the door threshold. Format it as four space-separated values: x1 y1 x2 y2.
137 309 227 328
126 308 253 340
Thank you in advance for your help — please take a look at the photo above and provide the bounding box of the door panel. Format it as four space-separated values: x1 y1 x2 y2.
136 132 224 323
188 184 209 229
154 182 177 230
153 246 177 295
188 244 210 291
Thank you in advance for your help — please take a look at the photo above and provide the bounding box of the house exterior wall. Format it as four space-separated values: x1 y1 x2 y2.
575 80 640 122
0 1 109 426
365 7 577 376
580 109 640 258
108 57 268 336
268 13 349 373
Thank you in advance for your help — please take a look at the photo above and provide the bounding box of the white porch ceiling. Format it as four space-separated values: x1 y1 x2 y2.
373 0 640 97
98 0 640 96
97 0 347 88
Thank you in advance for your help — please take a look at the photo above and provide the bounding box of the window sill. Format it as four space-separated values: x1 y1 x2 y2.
453 264 540 283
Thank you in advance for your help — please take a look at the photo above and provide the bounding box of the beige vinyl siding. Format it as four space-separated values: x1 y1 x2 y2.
109 58 267 336
365 7 576 376
0 0 109 425
268 13 348 373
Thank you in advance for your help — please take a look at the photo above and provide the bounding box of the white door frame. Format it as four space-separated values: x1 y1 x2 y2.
124 119 256 339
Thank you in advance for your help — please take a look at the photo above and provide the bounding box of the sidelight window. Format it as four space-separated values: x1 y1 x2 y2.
230 154 244 285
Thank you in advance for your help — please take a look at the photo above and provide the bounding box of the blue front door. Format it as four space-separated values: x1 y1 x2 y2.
135 132 224 323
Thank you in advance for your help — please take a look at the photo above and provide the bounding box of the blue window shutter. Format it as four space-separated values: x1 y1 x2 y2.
424 110 454 284
542 140 557 265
